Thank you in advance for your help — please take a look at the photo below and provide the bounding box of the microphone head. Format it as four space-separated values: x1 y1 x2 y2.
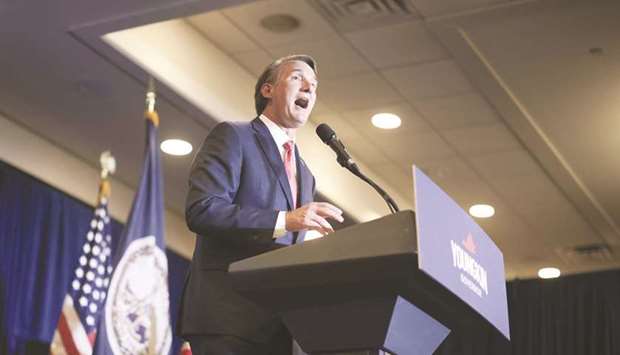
316 123 336 144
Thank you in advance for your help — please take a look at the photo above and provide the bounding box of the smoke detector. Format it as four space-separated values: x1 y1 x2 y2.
260 14 300 33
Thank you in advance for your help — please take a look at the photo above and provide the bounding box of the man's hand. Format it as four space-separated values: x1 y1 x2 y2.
285 202 344 235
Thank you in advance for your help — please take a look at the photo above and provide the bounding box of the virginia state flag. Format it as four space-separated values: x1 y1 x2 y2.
93 111 172 355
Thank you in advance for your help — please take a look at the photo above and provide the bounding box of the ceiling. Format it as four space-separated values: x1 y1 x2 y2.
1 0 619 279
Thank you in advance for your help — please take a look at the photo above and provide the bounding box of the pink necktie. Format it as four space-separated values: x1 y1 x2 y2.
283 141 297 208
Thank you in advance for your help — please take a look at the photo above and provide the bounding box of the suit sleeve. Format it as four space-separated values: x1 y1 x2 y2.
185 122 278 247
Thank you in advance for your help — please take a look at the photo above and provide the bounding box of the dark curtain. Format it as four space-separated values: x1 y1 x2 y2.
0 160 190 355
436 269 620 355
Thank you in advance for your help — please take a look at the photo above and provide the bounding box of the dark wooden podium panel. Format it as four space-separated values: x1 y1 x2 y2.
230 211 500 354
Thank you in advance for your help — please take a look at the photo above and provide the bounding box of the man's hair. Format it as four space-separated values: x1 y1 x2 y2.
254 54 317 115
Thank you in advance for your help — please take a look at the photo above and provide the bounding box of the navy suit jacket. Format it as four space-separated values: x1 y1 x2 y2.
177 118 315 342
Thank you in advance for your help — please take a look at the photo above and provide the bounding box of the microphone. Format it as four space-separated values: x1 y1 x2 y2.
315 123 400 214
315 123 358 171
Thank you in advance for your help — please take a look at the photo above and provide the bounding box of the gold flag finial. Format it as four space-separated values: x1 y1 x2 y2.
145 77 159 126
98 151 116 204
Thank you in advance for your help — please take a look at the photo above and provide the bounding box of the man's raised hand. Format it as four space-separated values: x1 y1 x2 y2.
285 202 344 235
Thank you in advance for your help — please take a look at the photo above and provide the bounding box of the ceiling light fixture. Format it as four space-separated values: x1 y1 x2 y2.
160 139 193 156
371 113 401 129
469 204 495 218
538 267 561 279
260 14 300 33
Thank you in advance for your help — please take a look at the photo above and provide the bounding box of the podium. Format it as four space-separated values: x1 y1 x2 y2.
229 168 509 354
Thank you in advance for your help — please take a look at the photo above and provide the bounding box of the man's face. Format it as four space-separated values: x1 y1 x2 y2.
261 60 317 129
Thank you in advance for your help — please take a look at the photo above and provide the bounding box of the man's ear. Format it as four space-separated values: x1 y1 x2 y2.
260 83 273 99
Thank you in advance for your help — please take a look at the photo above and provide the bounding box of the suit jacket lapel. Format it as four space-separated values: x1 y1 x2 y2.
251 118 294 210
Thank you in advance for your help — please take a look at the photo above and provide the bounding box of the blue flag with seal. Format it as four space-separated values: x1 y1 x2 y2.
93 108 172 355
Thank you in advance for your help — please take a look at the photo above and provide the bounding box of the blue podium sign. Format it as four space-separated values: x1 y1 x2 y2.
413 166 510 339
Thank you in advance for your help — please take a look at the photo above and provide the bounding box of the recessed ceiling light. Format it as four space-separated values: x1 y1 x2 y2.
469 204 495 218
538 267 561 279
371 113 401 129
160 139 192 156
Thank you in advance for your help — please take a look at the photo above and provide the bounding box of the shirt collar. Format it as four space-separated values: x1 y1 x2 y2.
259 114 295 149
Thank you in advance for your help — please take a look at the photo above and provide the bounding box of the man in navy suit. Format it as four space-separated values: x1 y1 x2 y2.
177 55 344 354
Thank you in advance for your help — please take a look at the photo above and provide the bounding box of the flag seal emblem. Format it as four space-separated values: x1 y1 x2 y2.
104 236 171 354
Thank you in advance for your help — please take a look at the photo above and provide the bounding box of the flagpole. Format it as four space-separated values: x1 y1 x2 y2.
145 77 159 127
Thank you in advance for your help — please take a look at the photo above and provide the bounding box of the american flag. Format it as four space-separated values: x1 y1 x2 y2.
179 342 192 355
50 186 114 355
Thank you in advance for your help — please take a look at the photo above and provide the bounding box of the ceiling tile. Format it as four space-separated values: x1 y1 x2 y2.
490 173 565 213
340 102 432 136
318 71 402 112
415 157 479 184
382 60 474 100
469 149 542 182
441 122 521 156
373 130 455 165
344 20 448 68
267 35 372 80
413 93 499 130
494 173 599 247
527 203 600 248
187 11 259 54
231 49 274 77
492 173 599 247
222 0 336 47
410 0 509 17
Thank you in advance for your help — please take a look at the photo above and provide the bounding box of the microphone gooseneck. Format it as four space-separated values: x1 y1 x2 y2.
315 123 400 214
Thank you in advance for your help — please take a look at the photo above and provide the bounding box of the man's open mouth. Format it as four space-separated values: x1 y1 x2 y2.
294 98 309 109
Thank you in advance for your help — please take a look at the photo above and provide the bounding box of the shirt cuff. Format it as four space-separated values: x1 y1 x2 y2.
273 211 287 239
